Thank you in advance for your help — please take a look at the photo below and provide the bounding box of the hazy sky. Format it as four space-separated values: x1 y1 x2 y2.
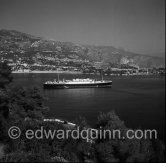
0 0 165 54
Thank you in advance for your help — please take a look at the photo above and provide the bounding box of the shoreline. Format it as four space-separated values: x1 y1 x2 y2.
12 71 165 78
12 70 83 74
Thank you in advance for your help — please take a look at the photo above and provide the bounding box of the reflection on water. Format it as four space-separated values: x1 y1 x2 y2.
13 73 165 140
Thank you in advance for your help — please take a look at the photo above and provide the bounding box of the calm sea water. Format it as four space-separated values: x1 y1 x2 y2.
12 73 165 140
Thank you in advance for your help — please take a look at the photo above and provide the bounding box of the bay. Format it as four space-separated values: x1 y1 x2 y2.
12 73 165 140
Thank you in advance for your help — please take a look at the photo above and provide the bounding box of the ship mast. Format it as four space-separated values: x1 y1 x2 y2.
101 69 104 81
57 73 60 83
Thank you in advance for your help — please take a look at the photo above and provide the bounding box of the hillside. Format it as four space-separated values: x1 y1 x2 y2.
0 29 165 70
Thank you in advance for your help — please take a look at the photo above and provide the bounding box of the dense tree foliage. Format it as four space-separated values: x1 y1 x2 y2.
0 61 165 162
0 62 12 88
94 111 165 162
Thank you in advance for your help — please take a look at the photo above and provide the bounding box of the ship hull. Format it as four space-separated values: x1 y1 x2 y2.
43 81 112 89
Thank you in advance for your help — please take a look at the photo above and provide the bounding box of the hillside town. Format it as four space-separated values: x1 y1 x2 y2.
0 29 165 76
1 50 165 76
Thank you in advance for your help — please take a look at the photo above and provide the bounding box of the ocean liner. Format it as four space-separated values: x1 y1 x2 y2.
43 78 112 89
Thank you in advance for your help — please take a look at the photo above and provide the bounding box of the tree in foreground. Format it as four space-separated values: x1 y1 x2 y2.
0 62 12 88
94 111 165 163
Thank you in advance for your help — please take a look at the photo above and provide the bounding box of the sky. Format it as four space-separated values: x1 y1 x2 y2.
0 0 165 55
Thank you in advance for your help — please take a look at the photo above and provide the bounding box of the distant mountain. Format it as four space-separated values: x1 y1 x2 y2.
83 45 165 68
0 29 165 68
147 52 165 58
